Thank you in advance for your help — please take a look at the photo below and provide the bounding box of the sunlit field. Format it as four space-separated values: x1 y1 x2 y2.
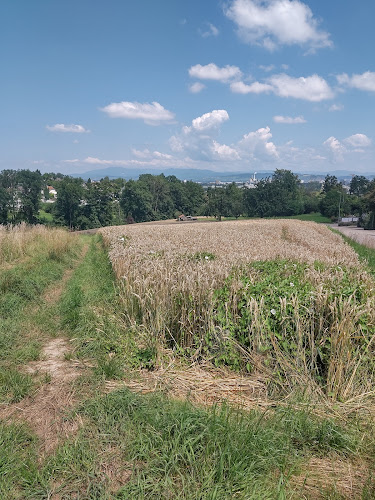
100 219 375 401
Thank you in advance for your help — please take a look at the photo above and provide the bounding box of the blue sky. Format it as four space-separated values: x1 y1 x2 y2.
1 0 375 175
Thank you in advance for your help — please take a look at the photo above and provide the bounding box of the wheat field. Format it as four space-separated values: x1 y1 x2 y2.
100 219 375 400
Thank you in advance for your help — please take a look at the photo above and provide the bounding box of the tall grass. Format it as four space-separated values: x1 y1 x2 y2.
0 222 74 266
100 220 375 401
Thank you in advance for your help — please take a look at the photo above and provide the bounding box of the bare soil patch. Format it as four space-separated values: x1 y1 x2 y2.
0 338 86 456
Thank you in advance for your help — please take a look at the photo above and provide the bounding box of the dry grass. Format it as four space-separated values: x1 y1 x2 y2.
100 219 375 401
0 222 75 266
291 457 370 499
105 361 267 410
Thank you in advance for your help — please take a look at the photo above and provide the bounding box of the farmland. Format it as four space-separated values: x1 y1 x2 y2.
1 220 375 498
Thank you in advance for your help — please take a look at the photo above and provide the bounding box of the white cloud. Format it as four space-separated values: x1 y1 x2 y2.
230 80 273 94
237 126 279 159
169 110 230 160
344 134 372 148
211 141 241 160
189 82 206 93
46 124 90 133
329 103 344 112
100 101 175 125
188 63 242 82
324 133 372 163
225 0 332 51
273 115 306 124
132 149 173 160
337 71 375 92
189 110 229 132
231 73 334 101
323 136 346 162
269 73 334 101
200 23 219 37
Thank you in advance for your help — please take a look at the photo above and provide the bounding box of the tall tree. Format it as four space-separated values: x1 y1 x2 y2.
16 169 42 223
120 179 153 222
55 177 84 229
349 175 370 196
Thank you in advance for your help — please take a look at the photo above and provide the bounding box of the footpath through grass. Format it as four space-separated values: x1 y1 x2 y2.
1 229 375 498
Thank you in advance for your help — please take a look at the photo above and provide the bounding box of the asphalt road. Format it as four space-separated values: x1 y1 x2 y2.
331 224 375 249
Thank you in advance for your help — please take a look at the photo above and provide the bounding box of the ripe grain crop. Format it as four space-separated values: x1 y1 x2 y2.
100 220 375 400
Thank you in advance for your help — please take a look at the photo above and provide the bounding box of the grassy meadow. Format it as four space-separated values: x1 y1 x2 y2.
1 220 375 498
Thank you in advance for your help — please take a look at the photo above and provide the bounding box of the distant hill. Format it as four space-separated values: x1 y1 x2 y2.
72 167 273 183
72 166 375 183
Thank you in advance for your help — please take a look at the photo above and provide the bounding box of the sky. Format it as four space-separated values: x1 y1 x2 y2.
1 0 375 176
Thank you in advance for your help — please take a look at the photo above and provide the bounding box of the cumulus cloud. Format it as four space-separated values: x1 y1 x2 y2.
225 0 332 51
237 126 279 159
231 73 334 101
100 101 175 125
200 23 219 37
269 73 334 101
273 115 306 124
132 149 173 160
323 136 345 162
188 63 242 82
169 110 231 161
230 81 273 94
344 134 372 148
324 133 372 162
189 82 206 93
46 124 90 133
211 140 241 160
337 71 375 92
191 110 229 131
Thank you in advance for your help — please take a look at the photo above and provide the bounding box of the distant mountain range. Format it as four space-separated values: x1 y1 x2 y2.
72 166 374 183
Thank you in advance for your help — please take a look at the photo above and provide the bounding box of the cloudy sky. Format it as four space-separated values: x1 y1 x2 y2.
1 0 375 175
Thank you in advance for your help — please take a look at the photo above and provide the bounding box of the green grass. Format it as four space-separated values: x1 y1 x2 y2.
333 229 375 273
18 387 366 499
277 212 331 223
0 422 39 498
38 209 54 223
0 231 83 402
60 234 137 374
208 213 331 224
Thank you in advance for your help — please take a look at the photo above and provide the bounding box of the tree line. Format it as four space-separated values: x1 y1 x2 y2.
0 168 374 229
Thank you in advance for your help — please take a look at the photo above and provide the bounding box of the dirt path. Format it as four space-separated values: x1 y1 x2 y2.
0 244 89 457
331 224 375 249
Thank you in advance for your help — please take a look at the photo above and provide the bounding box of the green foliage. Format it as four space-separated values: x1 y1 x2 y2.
244 169 304 218
0 367 34 403
0 422 38 497
210 259 375 391
55 176 85 229
120 174 205 222
0 169 42 223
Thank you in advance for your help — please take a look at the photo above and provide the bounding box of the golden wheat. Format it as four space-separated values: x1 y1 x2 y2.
100 219 375 400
